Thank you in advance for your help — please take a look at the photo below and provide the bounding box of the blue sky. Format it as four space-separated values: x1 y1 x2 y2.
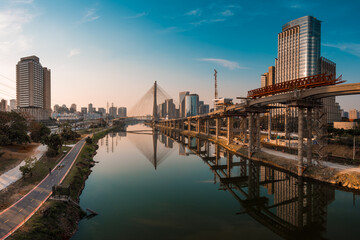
0 0 359 112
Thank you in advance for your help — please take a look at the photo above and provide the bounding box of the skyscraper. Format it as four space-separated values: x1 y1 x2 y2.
179 91 189 117
185 94 199 117
17 56 44 108
16 56 51 120
43 67 51 112
70 103 77 112
118 107 127 117
275 16 321 83
268 16 341 128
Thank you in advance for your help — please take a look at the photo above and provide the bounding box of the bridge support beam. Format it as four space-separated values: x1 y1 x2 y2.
196 119 200 133
215 118 220 139
307 108 312 164
248 113 254 158
227 117 233 144
298 107 304 176
205 120 210 135
268 111 272 139
256 113 261 151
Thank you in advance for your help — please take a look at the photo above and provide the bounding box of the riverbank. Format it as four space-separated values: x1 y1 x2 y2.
160 126 360 191
9 127 120 240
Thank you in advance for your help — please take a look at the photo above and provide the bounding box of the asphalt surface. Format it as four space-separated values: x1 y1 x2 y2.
0 139 86 239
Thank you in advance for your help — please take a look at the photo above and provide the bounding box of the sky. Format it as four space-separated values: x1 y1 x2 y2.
0 0 359 113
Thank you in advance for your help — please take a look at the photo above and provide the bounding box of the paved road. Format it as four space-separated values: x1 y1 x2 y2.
0 139 86 240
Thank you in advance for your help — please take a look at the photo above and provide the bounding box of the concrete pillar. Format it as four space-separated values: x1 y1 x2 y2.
307 108 312 164
256 113 261 151
188 119 191 131
215 118 220 139
205 120 210 135
285 107 289 140
298 108 304 175
227 151 233 177
268 111 272 139
248 113 253 158
227 117 233 144
196 119 200 133
244 116 248 143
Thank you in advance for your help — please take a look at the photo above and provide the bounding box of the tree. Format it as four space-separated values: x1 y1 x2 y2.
0 112 29 145
44 133 62 155
19 157 37 177
29 121 51 142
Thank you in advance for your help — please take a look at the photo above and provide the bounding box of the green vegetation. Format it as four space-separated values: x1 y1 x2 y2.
10 201 85 240
29 122 51 143
19 157 37 177
0 112 29 145
10 126 124 240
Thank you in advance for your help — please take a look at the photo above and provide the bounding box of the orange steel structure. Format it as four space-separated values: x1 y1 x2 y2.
247 73 345 99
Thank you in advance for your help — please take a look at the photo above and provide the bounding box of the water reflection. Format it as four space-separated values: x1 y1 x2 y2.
158 128 335 239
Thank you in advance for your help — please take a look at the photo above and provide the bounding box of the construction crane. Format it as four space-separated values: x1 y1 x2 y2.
214 69 218 99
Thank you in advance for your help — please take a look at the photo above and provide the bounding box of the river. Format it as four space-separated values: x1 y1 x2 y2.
72 124 360 240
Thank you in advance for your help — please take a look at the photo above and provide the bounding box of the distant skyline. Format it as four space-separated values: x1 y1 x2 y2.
0 0 359 111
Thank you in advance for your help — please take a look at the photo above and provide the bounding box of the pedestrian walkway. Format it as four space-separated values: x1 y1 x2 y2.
0 139 86 240
0 145 48 191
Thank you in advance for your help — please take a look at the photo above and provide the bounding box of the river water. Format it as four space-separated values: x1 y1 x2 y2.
72 124 360 240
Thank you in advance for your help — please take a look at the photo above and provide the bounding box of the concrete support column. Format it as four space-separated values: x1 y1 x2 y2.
227 152 233 177
215 118 220 139
298 108 304 176
256 113 261 151
227 117 233 144
188 119 191 131
244 117 248 143
196 119 200 133
268 111 272 140
205 120 210 135
307 108 312 165
248 113 253 158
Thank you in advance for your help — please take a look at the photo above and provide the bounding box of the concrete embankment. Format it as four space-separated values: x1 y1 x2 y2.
159 126 360 191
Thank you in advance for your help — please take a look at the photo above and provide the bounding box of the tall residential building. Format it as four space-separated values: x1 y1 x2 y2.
98 107 106 116
185 94 199 117
118 107 127 118
43 67 51 111
109 106 117 118
88 103 93 113
320 57 341 123
165 99 175 119
179 91 189 117
16 56 51 120
9 99 16 111
349 109 359 121
81 107 87 115
0 99 7 111
70 103 77 112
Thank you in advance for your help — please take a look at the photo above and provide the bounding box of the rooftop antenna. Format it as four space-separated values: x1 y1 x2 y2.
214 69 218 99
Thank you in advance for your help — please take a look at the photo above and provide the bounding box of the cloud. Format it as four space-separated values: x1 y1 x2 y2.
11 0 34 3
0 9 34 52
197 58 247 70
220 10 234 17
185 9 201 17
81 8 99 23
323 43 360 57
124 12 148 19
68 49 80 57
191 18 225 26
